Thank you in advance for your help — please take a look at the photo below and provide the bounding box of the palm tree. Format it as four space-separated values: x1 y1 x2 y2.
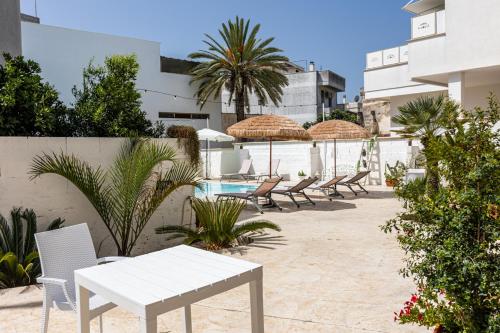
189 16 289 122
29 139 200 256
155 198 280 250
393 95 457 193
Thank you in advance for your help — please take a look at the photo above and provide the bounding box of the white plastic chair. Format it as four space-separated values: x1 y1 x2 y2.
35 223 125 333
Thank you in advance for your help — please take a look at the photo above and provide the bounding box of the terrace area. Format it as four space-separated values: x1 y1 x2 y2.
1 184 427 333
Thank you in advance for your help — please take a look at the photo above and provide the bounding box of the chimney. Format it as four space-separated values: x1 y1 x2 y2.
308 61 315 72
0 0 22 65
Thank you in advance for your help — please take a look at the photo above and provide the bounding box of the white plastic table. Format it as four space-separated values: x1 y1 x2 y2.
74 245 264 333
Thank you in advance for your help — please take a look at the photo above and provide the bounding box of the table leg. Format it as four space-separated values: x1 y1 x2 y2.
183 305 193 333
139 315 157 333
76 285 90 333
249 276 264 333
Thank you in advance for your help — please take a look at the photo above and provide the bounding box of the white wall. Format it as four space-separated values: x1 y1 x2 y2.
200 148 240 178
445 0 500 74
229 138 414 184
222 71 318 125
0 137 194 256
21 22 222 131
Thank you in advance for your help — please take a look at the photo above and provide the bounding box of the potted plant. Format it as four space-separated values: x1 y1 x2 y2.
384 161 406 187
298 170 306 180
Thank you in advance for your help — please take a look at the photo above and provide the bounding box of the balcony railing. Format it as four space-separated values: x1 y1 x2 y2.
366 45 408 70
411 10 445 39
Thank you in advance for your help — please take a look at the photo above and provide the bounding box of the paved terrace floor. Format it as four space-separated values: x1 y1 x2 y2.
0 185 428 333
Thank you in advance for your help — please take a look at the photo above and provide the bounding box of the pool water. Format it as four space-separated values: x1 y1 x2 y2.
195 182 258 198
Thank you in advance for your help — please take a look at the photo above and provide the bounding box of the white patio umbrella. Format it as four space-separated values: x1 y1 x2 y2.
197 128 234 179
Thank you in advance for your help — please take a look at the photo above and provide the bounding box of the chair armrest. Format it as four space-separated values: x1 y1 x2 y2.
97 256 127 264
37 276 76 310
37 276 67 286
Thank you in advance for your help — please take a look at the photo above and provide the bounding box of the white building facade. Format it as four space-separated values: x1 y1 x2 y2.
222 62 346 128
364 0 500 134
20 21 223 131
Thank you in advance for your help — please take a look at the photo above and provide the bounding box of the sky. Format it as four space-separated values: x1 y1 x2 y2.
21 0 412 101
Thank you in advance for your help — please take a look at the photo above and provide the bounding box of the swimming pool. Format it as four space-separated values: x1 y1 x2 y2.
195 182 258 198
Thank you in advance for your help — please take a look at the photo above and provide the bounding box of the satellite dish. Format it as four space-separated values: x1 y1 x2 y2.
354 95 360 102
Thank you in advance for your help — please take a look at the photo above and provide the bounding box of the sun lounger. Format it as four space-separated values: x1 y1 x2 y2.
311 175 347 200
337 171 370 195
216 177 283 214
220 159 252 181
271 177 318 208
248 159 280 182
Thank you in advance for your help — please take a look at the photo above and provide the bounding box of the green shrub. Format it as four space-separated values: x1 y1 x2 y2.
71 54 153 137
0 53 71 136
155 198 281 250
0 207 64 288
383 96 500 332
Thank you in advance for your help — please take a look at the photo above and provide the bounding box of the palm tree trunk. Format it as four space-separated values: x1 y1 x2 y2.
421 137 439 195
235 89 245 123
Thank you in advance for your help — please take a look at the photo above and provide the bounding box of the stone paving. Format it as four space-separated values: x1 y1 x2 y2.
0 185 428 333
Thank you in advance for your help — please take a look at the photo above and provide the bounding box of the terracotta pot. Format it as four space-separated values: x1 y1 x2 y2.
385 179 397 187
433 324 444 333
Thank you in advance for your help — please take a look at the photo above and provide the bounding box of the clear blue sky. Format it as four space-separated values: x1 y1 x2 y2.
21 0 411 101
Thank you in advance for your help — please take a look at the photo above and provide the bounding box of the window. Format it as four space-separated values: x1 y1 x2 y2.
158 112 210 119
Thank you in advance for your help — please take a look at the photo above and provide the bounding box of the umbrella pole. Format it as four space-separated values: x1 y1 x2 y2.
205 139 209 179
334 138 337 178
269 137 273 178
323 140 327 180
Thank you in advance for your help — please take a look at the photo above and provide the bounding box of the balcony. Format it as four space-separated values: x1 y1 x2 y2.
366 45 408 70
411 10 445 40
318 70 346 91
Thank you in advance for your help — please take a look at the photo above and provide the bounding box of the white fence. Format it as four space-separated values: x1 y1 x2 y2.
0 137 194 256
203 138 420 184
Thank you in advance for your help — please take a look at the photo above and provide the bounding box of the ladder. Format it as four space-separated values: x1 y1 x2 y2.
356 136 381 185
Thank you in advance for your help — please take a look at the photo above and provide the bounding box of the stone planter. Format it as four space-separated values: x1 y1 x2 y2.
405 168 426 183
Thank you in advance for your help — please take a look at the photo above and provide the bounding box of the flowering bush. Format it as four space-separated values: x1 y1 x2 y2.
383 96 500 332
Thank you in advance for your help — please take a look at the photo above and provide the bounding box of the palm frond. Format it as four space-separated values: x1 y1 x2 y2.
232 220 281 239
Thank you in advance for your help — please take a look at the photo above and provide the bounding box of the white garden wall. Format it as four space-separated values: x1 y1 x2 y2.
0 137 194 256
206 138 418 184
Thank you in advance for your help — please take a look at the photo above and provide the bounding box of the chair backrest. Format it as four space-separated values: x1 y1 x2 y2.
35 224 97 303
289 177 318 192
320 175 347 188
346 170 371 183
271 159 280 175
253 177 282 197
238 159 252 174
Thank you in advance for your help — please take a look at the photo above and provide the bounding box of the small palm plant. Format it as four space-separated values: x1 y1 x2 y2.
0 207 64 288
30 138 199 256
155 198 280 250
393 95 457 193
189 16 289 122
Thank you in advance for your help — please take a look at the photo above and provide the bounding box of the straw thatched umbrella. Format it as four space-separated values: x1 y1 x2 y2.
227 115 311 177
307 120 370 178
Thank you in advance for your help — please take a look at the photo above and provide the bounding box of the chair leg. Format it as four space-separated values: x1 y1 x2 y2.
333 186 345 199
269 197 282 211
99 315 103 333
288 193 300 208
250 198 264 214
321 189 333 201
302 191 316 205
346 184 357 195
40 291 50 333
356 182 369 194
